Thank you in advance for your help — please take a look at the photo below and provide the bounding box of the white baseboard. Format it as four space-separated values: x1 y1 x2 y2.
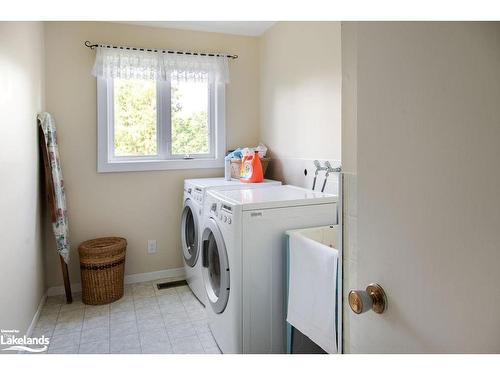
26 292 47 337
46 268 185 297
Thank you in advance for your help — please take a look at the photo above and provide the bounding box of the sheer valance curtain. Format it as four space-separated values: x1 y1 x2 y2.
91 46 230 84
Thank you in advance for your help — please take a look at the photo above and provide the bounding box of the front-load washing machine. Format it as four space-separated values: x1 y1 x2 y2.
200 185 337 353
181 178 281 306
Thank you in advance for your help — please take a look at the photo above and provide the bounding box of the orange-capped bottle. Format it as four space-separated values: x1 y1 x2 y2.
240 151 264 183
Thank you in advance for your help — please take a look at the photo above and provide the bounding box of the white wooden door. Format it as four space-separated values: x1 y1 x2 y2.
342 22 500 353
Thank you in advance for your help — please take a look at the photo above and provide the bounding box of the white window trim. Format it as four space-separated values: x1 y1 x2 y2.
97 78 226 173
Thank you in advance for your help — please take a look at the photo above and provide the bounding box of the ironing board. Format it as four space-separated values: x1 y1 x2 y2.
37 113 72 303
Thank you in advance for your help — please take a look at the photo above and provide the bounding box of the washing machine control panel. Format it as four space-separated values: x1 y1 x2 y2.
209 202 233 225
206 195 234 225
192 187 203 203
220 204 233 225
185 186 203 202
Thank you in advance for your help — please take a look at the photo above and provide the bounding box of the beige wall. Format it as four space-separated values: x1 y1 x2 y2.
44 22 260 288
343 22 500 353
0 22 45 333
259 22 341 162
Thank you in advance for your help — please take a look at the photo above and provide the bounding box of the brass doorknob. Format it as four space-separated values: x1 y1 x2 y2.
349 283 387 314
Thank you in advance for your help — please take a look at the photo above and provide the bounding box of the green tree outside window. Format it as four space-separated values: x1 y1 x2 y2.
113 79 209 157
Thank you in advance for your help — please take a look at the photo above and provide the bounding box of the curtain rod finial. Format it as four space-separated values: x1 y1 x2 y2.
85 41 96 49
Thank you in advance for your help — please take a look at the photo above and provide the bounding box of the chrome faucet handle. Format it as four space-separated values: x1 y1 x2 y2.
324 161 332 177
325 161 342 173
312 160 324 191
313 160 322 175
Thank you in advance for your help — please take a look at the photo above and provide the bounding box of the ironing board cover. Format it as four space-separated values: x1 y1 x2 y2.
37 112 70 263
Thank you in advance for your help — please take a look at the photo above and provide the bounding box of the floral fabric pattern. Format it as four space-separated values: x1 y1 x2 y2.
38 112 70 263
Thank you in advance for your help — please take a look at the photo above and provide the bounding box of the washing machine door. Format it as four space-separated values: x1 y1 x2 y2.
181 198 199 267
201 218 230 314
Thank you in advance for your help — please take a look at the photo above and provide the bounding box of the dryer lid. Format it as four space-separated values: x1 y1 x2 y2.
184 177 280 190
208 185 337 211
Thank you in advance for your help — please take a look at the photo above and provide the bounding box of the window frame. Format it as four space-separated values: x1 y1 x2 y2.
97 77 225 173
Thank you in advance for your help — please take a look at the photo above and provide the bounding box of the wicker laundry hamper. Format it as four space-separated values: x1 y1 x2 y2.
79 237 127 305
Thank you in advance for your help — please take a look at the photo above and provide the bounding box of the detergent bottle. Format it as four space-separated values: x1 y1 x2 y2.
240 151 264 183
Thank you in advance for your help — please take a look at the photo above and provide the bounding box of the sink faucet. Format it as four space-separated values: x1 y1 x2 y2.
321 161 342 193
312 160 327 190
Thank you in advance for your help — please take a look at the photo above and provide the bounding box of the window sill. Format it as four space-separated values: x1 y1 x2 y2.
97 158 224 173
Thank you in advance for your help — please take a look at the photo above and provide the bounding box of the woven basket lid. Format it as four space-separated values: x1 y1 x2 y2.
78 237 127 259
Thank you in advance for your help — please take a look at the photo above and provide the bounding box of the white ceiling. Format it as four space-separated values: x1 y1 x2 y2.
119 21 276 36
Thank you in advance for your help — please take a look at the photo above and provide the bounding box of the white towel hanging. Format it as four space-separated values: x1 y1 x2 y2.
286 231 338 354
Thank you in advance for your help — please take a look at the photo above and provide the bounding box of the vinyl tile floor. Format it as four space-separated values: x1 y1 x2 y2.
30 279 221 354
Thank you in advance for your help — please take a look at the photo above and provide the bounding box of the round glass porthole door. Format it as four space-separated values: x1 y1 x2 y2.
201 218 230 314
181 199 199 267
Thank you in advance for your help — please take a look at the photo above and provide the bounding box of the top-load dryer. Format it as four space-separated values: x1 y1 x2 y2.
181 178 281 306
200 185 337 353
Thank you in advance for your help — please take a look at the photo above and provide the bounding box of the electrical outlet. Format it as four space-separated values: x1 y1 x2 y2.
147 240 157 254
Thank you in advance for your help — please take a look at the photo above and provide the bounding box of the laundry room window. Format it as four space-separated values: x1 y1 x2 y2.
97 76 225 172
92 45 230 173
113 79 158 157
171 79 210 156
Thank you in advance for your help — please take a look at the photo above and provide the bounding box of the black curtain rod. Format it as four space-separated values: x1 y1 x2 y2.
84 40 238 59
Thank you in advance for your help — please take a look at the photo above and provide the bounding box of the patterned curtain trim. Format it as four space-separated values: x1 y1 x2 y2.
38 112 70 264
90 46 230 84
